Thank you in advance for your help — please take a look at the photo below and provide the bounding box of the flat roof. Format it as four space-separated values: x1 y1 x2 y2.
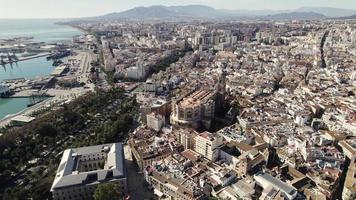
254 172 297 197
51 65 67 76
11 115 35 123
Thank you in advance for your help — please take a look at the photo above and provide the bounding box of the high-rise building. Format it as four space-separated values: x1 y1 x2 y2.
146 112 165 131
194 131 223 161
176 128 198 150
126 51 149 80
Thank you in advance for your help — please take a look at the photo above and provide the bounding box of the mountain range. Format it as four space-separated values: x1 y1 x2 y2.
335 15 356 20
83 5 356 21
101 5 226 20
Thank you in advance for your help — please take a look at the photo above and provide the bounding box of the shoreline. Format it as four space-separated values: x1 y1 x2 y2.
1 94 54 98
68 24 90 35
0 22 84 123
0 97 53 127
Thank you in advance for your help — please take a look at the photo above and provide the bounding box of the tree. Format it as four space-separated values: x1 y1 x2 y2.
208 197 221 200
36 123 57 137
93 183 123 200
0 88 138 198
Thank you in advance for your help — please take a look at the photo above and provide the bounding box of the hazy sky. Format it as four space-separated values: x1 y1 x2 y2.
0 0 355 18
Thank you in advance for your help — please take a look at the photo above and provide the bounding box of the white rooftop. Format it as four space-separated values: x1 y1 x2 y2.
11 115 35 123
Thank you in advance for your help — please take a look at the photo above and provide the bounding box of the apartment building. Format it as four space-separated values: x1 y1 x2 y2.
195 131 223 161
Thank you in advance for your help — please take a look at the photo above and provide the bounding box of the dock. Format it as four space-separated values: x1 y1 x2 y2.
51 65 69 77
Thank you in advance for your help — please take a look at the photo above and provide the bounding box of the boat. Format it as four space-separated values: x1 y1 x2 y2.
47 50 72 60
52 59 63 66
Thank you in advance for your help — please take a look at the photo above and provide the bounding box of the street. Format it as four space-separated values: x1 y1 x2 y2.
124 145 154 200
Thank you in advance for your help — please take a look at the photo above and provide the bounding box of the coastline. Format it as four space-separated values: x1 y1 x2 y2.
0 97 53 127
0 20 84 123
68 24 90 34
0 19 83 42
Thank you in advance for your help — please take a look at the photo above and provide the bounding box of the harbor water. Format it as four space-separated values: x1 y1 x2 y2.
0 19 81 119
0 98 32 119
0 57 54 81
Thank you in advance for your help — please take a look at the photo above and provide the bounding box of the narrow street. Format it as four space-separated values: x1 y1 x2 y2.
124 145 154 200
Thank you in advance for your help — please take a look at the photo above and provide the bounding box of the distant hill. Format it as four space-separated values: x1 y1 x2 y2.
261 12 326 20
222 7 356 18
221 9 288 17
72 5 356 22
100 5 227 20
334 15 356 20
296 7 356 17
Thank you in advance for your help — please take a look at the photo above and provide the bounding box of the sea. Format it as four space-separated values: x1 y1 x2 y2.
0 19 82 119
0 19 81 42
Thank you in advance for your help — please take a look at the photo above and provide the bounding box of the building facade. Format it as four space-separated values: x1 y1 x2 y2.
170 88 217 130
176 128 198 150
194 131 223 161
146 112 166 131
50 143 127 200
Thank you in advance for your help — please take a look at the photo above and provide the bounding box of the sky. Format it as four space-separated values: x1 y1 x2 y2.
0 0 355 18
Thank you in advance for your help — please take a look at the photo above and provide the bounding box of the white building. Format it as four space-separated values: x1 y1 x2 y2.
254 172 298 200
177 128 198 150
146 112 165 131
294 111 312 126
126 65 148 80
101 39 110 49
195 131 223 161
51 143 127 200
126 55 149 80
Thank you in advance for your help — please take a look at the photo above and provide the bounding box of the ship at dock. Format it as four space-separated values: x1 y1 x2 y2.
47 50 72 60
0 82 10 97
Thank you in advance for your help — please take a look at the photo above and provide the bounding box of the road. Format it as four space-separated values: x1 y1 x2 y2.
124 145 154 200
97 70 111 90
76 51 94 83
